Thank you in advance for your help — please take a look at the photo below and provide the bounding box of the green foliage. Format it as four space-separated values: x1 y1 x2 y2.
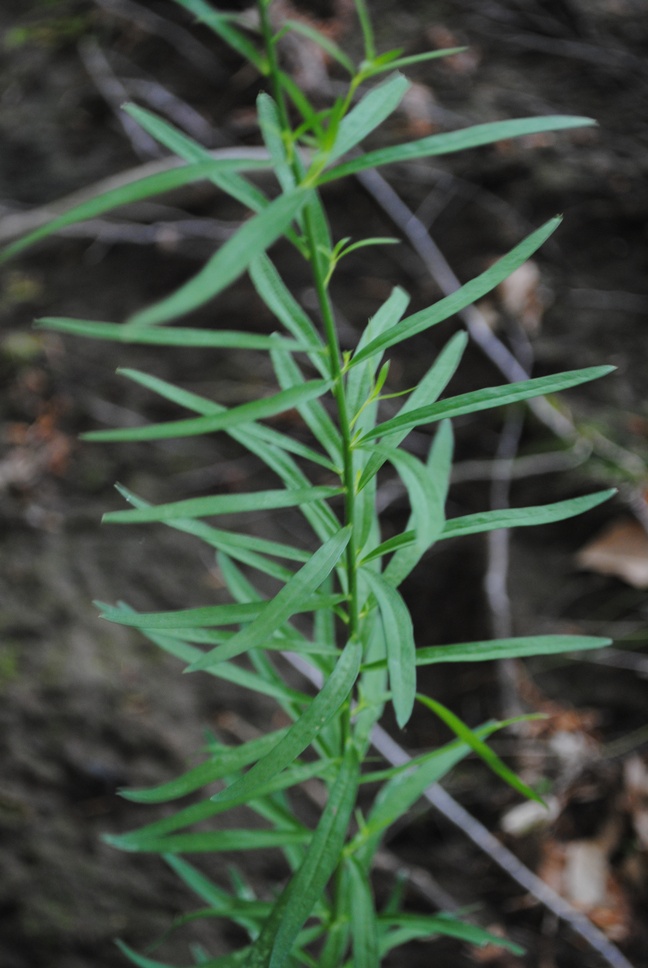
6 1 616 965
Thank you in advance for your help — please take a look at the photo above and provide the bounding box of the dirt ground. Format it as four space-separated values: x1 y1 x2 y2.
1 1 648 967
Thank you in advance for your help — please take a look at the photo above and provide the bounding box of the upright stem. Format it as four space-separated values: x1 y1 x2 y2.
258 1 360 649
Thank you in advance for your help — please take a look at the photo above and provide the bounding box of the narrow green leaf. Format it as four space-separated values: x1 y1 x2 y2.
127 188 309 327
105 828 310 854
98 600 264 629
283 19 354 75
121 727 290 802
319 115 597 183
249 743 360 968
417 694 543 803
116 939 253 968
359 530 416 565
327 73 410 162
416 634 612 666
249 254 327 367
351 220 562 365
258 93 296 193
111 602 311 705
360 366 615 443
187 528 350 670
209 637 362 808
84 378 330 442
124 103 270 214
103 486 342 524
362 727 500 842
365 47 467 77
361 570 415 729
36 317 308 351
173 0 265 70
0 160 267 265
383 420 454 588
379 913 524 955
270 347 341 463
356 332 465 492
346 857 379 968
441 488 616 540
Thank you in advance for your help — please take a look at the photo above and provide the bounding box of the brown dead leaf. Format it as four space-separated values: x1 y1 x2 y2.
576 517 648 589
496 259 547 336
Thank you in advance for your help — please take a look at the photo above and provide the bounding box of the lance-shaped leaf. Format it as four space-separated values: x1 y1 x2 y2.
249 254 326 365
0 159 268 265
360 366 615 443
327 73 410 162
416 694 542 803
121 727 291 803
248 743 360 968
383 420 454 588
379 914 524 956
187 528 351 671
346 857 379 968
258 93 296 193
270 348 341 463
441 488 616 540
103 485 342 525
127 188 308 327
107 369 335 471
416 634 612 666
361 569 415 728
84 378 330 442
208 636 362 808
172 0 265 70
105 827 310 854
356 332 465 492
319 115 596 183
116 939 253 968
35 317 310 352
350 219 561 366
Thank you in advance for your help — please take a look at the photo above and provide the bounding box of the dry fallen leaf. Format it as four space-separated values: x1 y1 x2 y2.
576 517 648 589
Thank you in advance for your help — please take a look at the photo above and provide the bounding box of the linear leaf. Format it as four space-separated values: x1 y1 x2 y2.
270 347 341 463
283 19 354 74
441 488 616 540
417 694 543 803
346 857 379 968
103 486 342 525
366 46 466 77
187 528 350 670
114 483 309 562
209 637 362 808
258 93 296 193
121 727 290 803
416 634 612 666
360 366 615 443
319 115 597 183
127 188 308 326
36 317 308 351
359 530 416 565
379 913 524 955
124 103 270 214
383 420 453 588
0 159 267 265
172 0 265 69
361 570 415 729
116 939 253 968
356 332 465 491
105 828 310 854
328 73 410 162
98 600 263 629
84 378 330 442
249 743 360 968
249 254 327 367
351 219 562 365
